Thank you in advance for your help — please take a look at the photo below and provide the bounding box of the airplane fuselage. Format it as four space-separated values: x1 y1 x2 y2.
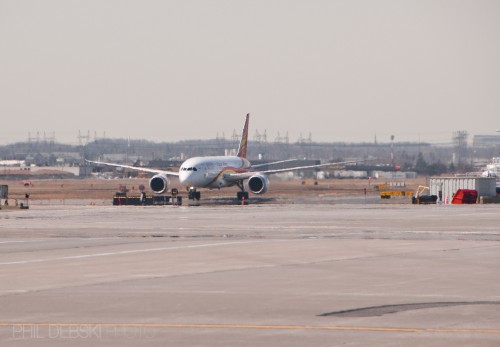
179 156 252 189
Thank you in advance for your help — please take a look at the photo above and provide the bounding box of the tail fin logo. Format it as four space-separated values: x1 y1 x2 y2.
237 113 250 158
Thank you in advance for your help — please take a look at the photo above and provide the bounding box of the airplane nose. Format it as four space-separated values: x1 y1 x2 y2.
179 172 187 184
179 171 195 185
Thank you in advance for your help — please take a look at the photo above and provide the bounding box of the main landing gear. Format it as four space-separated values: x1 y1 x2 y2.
188 187 201 200
187 184 249 203
236 181 249 201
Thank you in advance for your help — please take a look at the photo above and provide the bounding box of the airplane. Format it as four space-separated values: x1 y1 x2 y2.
86 114 361 201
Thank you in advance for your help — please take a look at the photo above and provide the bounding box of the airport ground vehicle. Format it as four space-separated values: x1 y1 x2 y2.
412 185 437 204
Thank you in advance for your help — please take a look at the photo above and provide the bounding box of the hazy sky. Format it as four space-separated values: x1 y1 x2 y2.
1 0 500 145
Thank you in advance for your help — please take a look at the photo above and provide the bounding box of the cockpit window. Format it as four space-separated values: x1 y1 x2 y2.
193 167 197 171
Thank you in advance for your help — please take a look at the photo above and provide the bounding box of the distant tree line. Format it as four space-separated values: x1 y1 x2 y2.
0 137 497 174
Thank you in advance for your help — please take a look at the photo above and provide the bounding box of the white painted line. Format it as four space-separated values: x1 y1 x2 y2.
0 240 46 244
0 241 262 266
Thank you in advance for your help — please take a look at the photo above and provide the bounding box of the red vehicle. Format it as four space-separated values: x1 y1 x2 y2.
451 189 478 204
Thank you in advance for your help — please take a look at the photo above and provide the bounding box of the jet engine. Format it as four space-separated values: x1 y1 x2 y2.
248 174 269 194
149 174 168 194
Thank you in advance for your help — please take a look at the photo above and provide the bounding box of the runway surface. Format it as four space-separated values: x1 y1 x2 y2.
1 203 500 346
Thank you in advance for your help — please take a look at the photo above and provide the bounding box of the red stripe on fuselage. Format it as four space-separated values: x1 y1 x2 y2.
204 166 254 188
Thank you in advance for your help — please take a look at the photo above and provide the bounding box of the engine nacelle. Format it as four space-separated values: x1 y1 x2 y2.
149 174 168 194
248 174 269 194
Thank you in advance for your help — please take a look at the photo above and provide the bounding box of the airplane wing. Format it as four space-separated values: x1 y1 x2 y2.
249 159 298 169
224 160 362 181
85 160 179 176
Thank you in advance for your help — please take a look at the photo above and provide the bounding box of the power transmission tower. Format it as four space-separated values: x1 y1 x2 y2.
452 130 469 168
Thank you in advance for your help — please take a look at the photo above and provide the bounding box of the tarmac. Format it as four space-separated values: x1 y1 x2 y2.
1 203 500 346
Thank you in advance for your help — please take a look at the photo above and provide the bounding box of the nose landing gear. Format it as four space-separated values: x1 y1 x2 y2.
188 187 201 200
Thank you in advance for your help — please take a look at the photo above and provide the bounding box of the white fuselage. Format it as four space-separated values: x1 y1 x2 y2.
178 156 251 189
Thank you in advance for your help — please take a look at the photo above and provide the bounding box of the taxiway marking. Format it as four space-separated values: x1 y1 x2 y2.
0 323 499 334
0 241 262 266
0 240 45 244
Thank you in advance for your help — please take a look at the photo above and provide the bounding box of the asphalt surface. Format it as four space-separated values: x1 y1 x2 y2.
1 203 500 346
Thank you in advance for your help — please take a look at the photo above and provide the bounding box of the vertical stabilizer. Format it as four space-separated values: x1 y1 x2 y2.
237 113 250 158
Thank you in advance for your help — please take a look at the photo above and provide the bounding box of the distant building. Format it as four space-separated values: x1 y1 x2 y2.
473 135 500 148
